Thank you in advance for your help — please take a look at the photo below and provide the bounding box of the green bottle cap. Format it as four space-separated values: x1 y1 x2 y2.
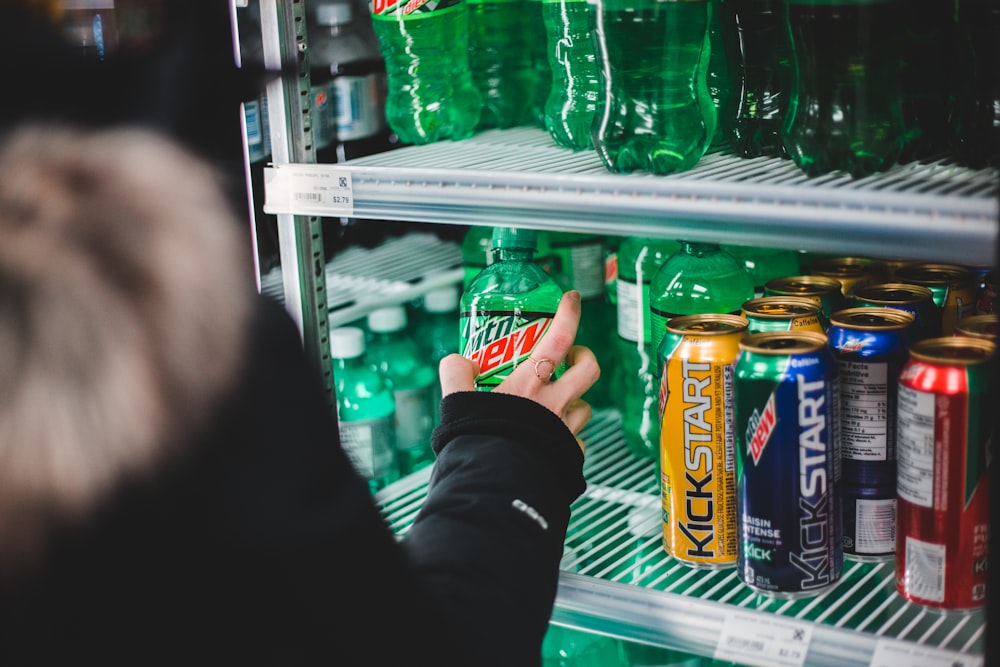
491 227 537 250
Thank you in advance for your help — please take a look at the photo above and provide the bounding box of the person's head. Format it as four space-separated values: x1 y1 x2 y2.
0 124 255 572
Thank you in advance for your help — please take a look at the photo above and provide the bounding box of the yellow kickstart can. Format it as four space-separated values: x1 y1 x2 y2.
657 314 748 569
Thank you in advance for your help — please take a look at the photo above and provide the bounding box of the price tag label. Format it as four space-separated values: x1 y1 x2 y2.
263 166 354 216
714 611 812 667
870 639 983 667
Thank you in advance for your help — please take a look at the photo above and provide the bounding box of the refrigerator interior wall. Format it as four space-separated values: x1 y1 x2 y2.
243 1 999 665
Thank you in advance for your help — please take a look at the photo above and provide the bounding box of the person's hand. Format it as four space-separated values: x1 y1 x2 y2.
438 290 600 441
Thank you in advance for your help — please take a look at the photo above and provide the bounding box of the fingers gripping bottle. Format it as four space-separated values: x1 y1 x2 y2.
370 0 481 144
782 0 905 177
461 228 564 390
330 327 399 493
542 0 602 149
591 0 717 174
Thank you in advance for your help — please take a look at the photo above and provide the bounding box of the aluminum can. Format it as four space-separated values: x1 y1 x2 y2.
763 275 848 328
895 263 977 336
735 331 842 597
741 296 825 335
896 337 996 610
955 314 998 342
807 256 889 298
658 314 747 569
851 282 942 341
827 307 915 560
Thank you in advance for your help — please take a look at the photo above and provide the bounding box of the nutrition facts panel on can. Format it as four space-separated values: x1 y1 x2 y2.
839 360 889 460
896 385 936 508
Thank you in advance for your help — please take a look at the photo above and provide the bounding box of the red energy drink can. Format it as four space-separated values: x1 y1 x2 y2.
896 337 996 609
658 314 747 569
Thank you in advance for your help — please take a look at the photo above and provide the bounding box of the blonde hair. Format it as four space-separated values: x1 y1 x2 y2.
0 125 255 570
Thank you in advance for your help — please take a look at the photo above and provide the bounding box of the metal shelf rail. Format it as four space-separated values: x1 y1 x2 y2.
375 409 985 667
263 127 999 267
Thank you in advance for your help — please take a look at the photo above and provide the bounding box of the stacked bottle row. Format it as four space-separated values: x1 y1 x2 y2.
329 285 461 492
368 0 1000 176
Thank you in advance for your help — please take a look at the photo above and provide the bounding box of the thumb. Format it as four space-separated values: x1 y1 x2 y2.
438 353 479 397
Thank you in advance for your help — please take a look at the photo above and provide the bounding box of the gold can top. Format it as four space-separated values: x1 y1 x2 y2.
739 330 829 354
909 337 996 365
853 282 935 306
829 307 916 331
665 313 749 335
742 296 822 319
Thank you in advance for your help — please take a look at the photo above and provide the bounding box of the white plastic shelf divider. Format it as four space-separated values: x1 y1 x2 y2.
263 127 999 267
260 232 462 327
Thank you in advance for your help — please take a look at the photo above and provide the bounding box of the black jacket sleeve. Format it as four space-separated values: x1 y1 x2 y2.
401 392 587 667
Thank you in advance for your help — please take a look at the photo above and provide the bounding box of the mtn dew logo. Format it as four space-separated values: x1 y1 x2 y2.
372 0 458 16
461 310 554 389
746 392 777 466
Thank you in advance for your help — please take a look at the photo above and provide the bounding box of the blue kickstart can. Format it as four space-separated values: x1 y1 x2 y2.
826 307 914 560
735 332 843 598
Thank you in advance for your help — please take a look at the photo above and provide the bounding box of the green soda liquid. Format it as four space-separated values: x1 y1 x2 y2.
467 0 537 128
371 0 481 144
648 241 755 354
616 237 681 459
461 225 494 291
547 231 614 408
542 0 601 149
330 327 399 493
461 228 564 390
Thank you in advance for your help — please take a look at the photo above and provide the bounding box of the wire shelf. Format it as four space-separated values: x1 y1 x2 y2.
376 409 985 666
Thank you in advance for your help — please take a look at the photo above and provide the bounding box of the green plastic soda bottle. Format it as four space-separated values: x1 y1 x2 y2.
415 284 462 427
616 237 680 459
365 306 437 475
370 0 481 144
461 228 564 390
330 326 399 493
648 241 755 354
722 244 801 298
461 226 495 291
542 0 602 149
547 231 614 408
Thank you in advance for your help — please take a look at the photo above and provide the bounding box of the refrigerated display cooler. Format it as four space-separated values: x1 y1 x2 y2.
239 1 998 665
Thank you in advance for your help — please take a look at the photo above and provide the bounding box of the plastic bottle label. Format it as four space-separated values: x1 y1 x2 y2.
372 0 461 17
311 84 333 150
394 385 436 450
339 416 396 479
461 311 555 389
332 74 385 141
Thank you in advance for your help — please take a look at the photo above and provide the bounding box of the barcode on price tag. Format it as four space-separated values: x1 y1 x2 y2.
714 611 812 667
870 638 983 667
263 166 354 216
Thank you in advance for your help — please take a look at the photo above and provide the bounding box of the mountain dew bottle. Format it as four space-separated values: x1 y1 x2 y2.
461 227 564 390
649 241 755 354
